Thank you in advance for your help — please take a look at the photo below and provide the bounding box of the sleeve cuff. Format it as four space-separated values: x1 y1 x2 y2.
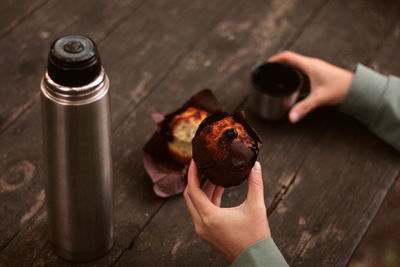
230 238 289 267
340 63 389 126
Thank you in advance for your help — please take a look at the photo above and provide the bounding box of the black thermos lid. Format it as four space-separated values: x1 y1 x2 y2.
47 35 102 87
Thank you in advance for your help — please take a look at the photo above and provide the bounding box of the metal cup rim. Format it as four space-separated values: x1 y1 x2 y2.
250 62 303 98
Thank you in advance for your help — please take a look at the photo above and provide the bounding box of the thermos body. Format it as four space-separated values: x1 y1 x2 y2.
41 35 113 261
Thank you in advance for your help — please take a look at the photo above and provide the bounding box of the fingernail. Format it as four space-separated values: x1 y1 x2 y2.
290 111 300 123
252 161 262 174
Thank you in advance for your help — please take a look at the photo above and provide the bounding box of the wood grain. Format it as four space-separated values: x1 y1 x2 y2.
271 114 400 266
0 0 152 249
115 0 400 266
347 8 400 265
0 0 325 264
288 0 400 69
268 0 400 265
0 0 237 265
114 0 333 265
370 19 400 76
0 0 399 266
0 0 146 134
0 0 49 38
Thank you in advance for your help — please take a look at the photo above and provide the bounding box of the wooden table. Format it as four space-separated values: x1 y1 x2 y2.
0 0 399 266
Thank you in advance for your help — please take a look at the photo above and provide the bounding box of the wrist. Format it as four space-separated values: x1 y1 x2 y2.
229 237 272 263
337 69 355 104
227 233 271 263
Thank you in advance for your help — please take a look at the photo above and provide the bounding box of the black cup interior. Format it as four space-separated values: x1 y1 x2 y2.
251 62 301 97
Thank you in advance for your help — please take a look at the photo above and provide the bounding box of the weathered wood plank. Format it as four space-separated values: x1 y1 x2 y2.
370 21 400 76
113 0 333 265
267 0 400 266
0 0 49 38
0 0 325 264
0 0 149 250
350 13 400 266
115 0 400 266
99 0 236 128
0 0 237 265
287 0 399 69
1 0 399 266
114 110 333 267
270 114 400 267
350 177 400 265
0 0 146 134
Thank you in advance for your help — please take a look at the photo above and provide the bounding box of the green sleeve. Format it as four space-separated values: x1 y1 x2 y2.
340 64 400 151
230 238 289 267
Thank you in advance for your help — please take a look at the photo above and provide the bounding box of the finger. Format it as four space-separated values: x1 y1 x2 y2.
202 179 216 200
246 161 265 205
211 186 225 207
187 160 216 216
288 94 320 123
183 187 201 222
188 160 201 187
268 51 312 74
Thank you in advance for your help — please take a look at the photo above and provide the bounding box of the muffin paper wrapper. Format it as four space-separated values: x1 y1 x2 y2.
142 89 222 198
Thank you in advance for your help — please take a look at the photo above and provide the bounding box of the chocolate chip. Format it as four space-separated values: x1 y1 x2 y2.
223 128 238 140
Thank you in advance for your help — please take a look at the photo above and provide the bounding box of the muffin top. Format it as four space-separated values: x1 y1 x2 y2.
170 107 208 143
199 116 255 162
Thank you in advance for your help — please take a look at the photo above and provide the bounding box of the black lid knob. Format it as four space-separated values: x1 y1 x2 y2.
47 35 102 87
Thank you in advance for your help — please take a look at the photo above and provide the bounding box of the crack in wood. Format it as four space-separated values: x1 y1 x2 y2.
232 95 249 113
268 172 298 215
96 0 148 45
268 115 330 215
281 0 331 51
110 201 167 267
231 0 333 219
0 0 147 136
0 93 39 135
343 172 400 267
112 0 243 135
0 0 51 41
290 234 314 266
112 49 192 135
0 206 45 252
0 0 241 260
288 170 400 266
367 11 400 67
255 0 336 226
4 0 395 264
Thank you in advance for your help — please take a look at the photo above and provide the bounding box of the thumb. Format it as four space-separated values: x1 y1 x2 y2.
289 94 320 123
246 161 265 205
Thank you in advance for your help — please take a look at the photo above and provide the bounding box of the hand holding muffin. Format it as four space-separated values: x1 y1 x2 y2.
184 161 271 264
192 112 262 187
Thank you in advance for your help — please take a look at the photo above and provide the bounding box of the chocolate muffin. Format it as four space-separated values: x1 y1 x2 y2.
167 107 208 165
192 112 262 187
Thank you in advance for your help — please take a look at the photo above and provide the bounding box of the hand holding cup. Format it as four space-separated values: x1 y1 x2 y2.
268 51 354 123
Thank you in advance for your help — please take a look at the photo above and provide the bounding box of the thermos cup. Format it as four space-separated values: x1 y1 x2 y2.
249 62 304 120
41 35 113 261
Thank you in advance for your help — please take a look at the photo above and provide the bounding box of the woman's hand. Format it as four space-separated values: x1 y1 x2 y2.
268 51 355 123
184 160 271 264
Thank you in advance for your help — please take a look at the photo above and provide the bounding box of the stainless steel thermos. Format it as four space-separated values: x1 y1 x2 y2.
41 35 113 261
